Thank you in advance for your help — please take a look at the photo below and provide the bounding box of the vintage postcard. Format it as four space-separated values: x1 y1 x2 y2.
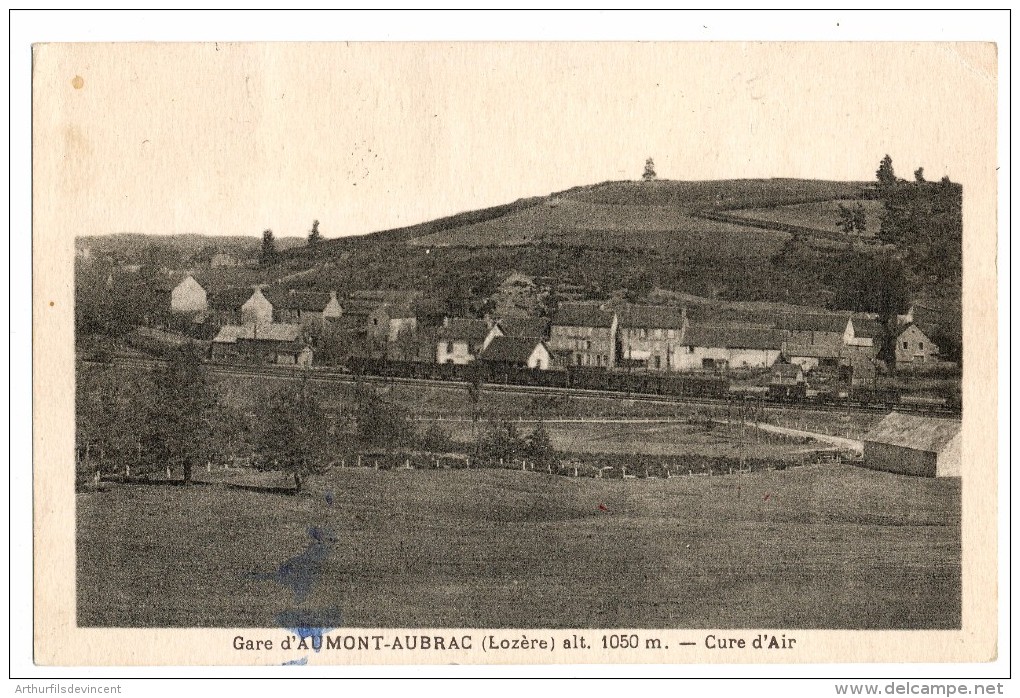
32 40 998 666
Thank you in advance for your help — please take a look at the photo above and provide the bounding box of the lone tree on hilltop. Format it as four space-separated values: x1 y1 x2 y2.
875 154 897 187
642 157 657 182
308 219 322 247
260 229 278 267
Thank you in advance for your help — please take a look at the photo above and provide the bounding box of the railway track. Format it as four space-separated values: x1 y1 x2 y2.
84 355 961 419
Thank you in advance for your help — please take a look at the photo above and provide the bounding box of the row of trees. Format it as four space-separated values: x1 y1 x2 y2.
77 349 557 492
874 154 963 279
259 220 326 267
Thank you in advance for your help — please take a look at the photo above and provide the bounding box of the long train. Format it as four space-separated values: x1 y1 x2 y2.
91 352 960 416
343 358 960 414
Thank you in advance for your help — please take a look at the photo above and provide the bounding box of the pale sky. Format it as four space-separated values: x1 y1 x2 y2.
34 41 996 239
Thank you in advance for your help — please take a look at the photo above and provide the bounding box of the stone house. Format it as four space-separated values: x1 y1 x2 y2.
436 318 491 365
616 304 689 371
548 304 618 368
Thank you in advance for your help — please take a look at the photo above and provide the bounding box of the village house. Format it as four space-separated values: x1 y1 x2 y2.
776 313 849 348
240 288 274 327
479 336 552 371
844 316 884 349
862 412 961 478
206 287 254 326
768 363 806 399
169 275 208 315
895 323 939 365
481 317 550 352
265 289 343 326
671 325 783 372
211 323 312 366
616 304 689 371
782 343 844 373
436 318 491 364
210 252 241 268
548 304 618 368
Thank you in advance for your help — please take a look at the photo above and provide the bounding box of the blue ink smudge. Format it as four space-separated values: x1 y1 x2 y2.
251 526 337 604
325 491 334 507
282 656 309 665
276 607 345 653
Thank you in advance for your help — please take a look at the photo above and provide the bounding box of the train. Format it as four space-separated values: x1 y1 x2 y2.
343 357 959 413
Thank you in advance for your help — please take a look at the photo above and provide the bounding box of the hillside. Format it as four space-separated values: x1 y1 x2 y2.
267 177 932 321
76 176 961 355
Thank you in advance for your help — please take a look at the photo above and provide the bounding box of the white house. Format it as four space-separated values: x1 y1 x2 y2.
895 324 939 365
170 275 208 315
241 287 274 326
671 325 783 372
436 318 490 365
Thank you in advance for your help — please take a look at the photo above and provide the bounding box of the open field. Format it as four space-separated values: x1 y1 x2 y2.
727 199 884 237
435 418 814 461
77 465 960 629
409 199 790 259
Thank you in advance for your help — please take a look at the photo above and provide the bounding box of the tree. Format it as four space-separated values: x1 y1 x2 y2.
260 229 279 267
875 154 896 187
418 421 452 453
836 202 868 238
253 378 330 493
481 419 525 465
914 167 926 183
525 422 555 469
141 347 220 484
642 157 657 182
351 385 415 449
308 219 322 247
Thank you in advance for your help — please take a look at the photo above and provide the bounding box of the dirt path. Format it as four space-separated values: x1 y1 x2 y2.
718 419 863 452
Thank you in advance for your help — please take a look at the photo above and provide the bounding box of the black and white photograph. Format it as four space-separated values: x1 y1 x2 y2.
26 30 1001 670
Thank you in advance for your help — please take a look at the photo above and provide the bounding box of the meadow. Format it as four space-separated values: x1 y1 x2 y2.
726 199 885 237
77 464 960 629
409 199 790 259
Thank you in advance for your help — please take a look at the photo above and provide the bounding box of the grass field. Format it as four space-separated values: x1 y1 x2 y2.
408 199 790 259
726 199 885 237
77 465 960 629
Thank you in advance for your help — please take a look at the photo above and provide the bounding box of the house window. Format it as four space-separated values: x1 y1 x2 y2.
447 341 454 353
902 341 908 349
919 342 924 350
653 356 661 369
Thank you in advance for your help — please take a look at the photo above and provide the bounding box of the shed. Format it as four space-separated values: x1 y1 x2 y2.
862 412 961 478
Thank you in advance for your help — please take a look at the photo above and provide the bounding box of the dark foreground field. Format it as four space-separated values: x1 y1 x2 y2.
77 465 960 629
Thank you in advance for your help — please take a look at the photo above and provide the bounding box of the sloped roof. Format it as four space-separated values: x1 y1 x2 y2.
265 289 334 311
480 336 545 364
864 412 961 453
783 343 842 359
618 304 686 329
551 303 615 328
897 322 935 342
775 313 849 333
684 325 783 350
208 287 255 310
495 317 549 338
212 323 302 344
850 318 884 338
438 318 490 343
